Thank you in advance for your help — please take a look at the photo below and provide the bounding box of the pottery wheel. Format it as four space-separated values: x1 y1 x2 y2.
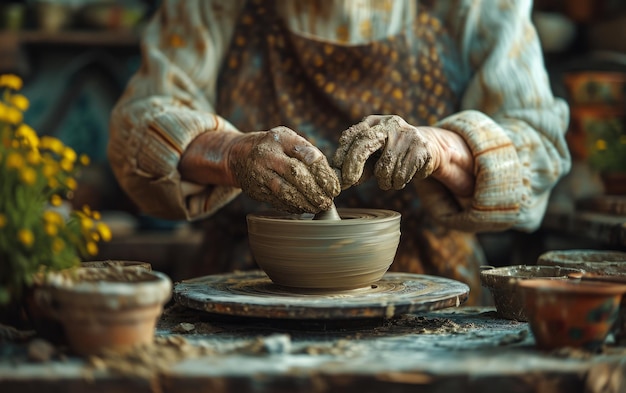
173 270 469 320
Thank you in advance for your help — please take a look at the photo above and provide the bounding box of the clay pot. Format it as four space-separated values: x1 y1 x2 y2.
247 208 401 291
36 267 172 356
538 249 626 277
81 260 152 271
480 265 584 321
539 249 626 346
518 278 626 350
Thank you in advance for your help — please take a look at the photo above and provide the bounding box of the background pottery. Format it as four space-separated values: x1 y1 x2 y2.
539 249 626 346
537 249 626 277
518 278 626 350
36 267 172 356
480 265 583 321
247 208 401 291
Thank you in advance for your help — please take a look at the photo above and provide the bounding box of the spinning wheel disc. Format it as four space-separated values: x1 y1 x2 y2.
173 270 469 320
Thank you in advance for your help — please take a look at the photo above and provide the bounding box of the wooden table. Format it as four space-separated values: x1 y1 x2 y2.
1 306 625 393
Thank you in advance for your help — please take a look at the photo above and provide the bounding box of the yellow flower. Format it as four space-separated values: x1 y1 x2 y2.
79 154 90 166
19 167 37 185
4 107 23 125
48 177 59 188
26 150 41 165
60 159 74 172
0 74 23 90
52 238 65 254
596 139 607 151
18 229 34 248
86 241 98 256
82 205 92 216
92 210 101 220
6 152 24 169
62 147 76 163
0 214 6 228
50 194 63 207
81 216 94 232
16 124 39 149
40 136 64 155
44 222 58 236
10 94 29 111
43 162 58 178
91 232 100 242
43 210 63 225
96 222 112 242
66 177 77 190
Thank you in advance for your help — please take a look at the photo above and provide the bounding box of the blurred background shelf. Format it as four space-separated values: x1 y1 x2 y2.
0 30 140 47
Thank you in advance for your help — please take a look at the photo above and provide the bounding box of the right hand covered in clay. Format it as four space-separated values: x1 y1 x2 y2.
228 127 340 213
181 126 340 214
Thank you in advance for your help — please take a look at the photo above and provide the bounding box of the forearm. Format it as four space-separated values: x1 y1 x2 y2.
179 130 247 187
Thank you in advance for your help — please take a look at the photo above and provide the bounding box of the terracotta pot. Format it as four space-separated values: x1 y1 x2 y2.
81 260 152 271
564 72 626 106
518 279 626 350
600 172 626 195
36 267 171 356
538 249 626 346
247 208 400 291
480 265 584 321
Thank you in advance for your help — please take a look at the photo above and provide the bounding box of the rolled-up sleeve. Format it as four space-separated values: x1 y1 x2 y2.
108 0 245 220
418 0 571 232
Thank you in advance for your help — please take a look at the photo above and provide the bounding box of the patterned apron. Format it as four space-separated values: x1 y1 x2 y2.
193 0 488 305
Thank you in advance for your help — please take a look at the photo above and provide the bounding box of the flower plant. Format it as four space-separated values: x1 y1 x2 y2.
0 74 111 305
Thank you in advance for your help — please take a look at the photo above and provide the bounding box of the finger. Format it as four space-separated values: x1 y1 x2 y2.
252 170 321 214
392 146 421 189
332 120 370 168
269 131 340 202
362 114 388 127
309 160 341 198
341 126 386 188
276 157 335 211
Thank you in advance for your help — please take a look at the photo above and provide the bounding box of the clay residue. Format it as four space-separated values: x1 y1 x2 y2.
378 314 476 335
85 335 215 379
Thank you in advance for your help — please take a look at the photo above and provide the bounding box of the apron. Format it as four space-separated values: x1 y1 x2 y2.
194 0 487 305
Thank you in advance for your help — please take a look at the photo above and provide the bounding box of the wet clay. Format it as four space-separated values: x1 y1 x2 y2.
247 208 401 290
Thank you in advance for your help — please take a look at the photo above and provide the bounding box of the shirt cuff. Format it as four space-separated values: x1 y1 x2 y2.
417 110 524 232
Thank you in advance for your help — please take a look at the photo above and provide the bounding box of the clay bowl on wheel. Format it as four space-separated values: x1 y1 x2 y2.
246 208 401 291
518 278 626 350
480 265 584 321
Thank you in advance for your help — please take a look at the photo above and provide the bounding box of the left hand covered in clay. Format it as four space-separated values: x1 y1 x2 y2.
332 115 475 197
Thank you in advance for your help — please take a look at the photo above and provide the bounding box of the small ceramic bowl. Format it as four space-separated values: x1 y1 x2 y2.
247 208 400 291
480 265 584 321
539 249 626 345
518 278 626 350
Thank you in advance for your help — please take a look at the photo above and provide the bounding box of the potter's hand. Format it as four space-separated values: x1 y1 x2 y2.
228 126 340 213
332 115 475 196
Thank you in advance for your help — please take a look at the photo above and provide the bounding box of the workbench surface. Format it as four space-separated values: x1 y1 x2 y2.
1 305 625 393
